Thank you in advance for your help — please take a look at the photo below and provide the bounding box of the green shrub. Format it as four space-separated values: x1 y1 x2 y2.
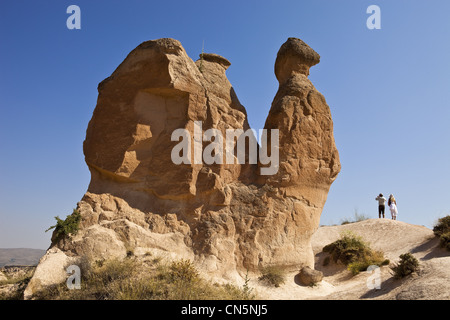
258 266 285 287
391 253 419 279
323 231 389 275
433 215 450 235
433 215 450 251
45 209 81 240
439 232 450 251
0 268 34 300
348 255 389 276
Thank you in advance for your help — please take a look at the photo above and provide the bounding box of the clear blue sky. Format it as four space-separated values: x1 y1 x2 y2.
1 1 449 249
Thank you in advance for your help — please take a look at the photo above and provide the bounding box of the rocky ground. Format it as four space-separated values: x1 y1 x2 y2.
0 266 35 300
253 218 450 300
3 218 448 300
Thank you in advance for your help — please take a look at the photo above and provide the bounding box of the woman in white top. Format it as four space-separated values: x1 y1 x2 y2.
388 194 398 220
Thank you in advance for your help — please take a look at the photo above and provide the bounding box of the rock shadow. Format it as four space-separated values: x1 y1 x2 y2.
314 251 347 277
410 236 450 260
359 274 404 299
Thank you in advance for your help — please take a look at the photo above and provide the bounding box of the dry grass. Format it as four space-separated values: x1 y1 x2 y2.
32 256 256 300
0 267 35 300
323 231 389 275
258 266 286 287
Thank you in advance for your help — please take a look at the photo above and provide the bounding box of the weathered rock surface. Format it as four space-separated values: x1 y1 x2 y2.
254 219 450 300
26 37 340 298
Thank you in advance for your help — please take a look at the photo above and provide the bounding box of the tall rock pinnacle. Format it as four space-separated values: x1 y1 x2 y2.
25 37 340 298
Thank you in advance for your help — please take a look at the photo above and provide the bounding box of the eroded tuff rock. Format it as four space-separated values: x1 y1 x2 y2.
26 37 340 298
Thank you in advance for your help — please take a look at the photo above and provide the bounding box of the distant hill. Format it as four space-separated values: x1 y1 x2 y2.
0 248 46 267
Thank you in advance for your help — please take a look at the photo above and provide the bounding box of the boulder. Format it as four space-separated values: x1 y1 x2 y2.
298 266 324 286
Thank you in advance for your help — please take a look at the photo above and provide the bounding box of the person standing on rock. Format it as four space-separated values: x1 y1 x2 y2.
375 193 387 218
388 194 398 220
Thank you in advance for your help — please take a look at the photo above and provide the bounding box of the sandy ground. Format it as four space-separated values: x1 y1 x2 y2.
251 219 450 300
